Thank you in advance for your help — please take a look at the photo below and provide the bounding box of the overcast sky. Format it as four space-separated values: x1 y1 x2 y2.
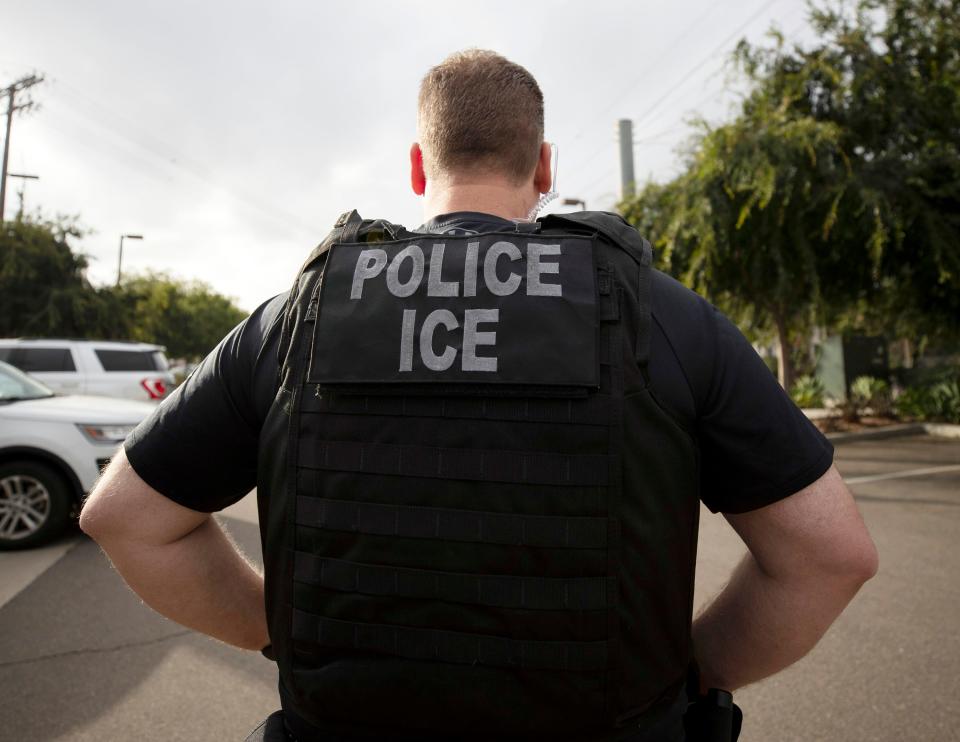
3 0 818 312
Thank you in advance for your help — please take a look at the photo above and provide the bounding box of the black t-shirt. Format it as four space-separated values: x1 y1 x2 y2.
125 211 833 515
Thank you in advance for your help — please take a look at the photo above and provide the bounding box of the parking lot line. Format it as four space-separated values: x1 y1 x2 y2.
845 464 960 486
0 537 78 610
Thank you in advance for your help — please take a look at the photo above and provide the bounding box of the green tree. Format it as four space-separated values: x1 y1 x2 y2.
622 56 853 389
621 0 960 387
1 215 247 360
744 0 960 344
0 216 119 338
119 272 247 360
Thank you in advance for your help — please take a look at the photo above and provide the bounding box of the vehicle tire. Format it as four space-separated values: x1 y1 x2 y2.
0 460 73 550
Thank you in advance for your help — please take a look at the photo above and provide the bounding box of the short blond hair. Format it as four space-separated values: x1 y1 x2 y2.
417 49 544 183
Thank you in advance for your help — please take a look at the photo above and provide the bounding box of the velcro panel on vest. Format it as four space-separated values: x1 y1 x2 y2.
290 610 609 672
308 233 598 388
297 440 609 487
293 553 616 611
295 496 608 549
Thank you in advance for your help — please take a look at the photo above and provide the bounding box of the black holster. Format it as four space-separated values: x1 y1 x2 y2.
683 665 743 742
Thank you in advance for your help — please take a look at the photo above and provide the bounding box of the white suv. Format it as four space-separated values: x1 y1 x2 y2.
0 339 174 402
0 360 154 548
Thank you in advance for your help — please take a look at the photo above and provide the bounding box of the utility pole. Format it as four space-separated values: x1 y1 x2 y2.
7 173 39 219
618 118 635 200
1 74 44 224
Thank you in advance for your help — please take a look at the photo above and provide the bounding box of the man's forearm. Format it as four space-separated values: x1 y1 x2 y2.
96 516 268 651
691 552 870 693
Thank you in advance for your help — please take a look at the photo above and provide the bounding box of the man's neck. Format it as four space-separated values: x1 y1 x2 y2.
422 181 538 223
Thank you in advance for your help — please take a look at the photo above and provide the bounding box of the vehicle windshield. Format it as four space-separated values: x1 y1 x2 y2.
0 360 56 402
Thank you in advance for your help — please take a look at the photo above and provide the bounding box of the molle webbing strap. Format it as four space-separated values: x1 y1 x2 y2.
539 211 654 369
338 209 363 243
634 238 653 369
298 440 609 487
300 390 613 427
293 553 616 611
295 496 609 549
291 610 610 672
278 210 362 374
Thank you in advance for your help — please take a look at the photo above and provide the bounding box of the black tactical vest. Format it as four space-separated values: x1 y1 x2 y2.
257 210 701 740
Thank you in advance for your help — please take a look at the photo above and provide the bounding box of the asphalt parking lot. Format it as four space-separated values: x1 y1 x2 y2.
1 433 957 741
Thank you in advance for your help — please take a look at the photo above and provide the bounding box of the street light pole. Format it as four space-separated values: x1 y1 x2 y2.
116 234 143 287
562 197 587 210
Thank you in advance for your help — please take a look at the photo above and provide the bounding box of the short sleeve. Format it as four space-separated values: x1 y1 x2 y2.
123 294 286 512
696 311 834 513
647 271 834 514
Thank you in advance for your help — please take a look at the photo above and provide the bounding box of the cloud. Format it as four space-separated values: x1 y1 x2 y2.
3 0 812 312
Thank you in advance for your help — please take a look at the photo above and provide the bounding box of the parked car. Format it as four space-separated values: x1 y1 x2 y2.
0 338 174 402
0 360 154 549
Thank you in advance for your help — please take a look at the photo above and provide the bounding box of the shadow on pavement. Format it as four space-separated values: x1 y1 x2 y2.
0 517 277 741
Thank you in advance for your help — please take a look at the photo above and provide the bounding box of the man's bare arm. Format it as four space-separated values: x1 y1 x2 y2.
692 464 878 692
79 448 269 651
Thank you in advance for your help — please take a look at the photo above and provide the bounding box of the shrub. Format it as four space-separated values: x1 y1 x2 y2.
791 375 825 408
893 378 960 424
849 376 892 416
929 380 960 424
893 386 931 420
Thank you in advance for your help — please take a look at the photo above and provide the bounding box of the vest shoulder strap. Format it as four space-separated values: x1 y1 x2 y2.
299 210 415 273
538 211 652 269
540 211 653 370
278 210 415 377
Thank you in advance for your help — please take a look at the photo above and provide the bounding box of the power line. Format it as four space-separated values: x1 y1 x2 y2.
566 4 725 144
35 105 314 248
630 0 784 132
567 0 786 178
573 4 810 207
20 74 321 242
45 78 321 237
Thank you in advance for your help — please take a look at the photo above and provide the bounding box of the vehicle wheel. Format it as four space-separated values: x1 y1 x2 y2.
0 461 73 550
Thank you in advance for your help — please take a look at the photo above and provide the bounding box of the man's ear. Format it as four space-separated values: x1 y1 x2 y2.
533 141 552 194
410 143 426 196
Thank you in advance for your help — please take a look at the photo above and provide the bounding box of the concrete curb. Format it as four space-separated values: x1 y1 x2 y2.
923 423 960 439
823 422 960 443
825 424 926 443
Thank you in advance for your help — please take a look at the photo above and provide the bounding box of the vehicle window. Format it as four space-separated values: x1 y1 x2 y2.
95 349 160 371
0 360 55 400
16 347 76 372
152 351 170 371
0 348 11 362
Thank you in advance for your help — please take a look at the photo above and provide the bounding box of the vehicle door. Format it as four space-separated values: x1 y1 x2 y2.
6 347 83 395
89 348 171 402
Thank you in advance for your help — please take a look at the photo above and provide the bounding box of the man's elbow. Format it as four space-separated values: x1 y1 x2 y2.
79 449 137 545
823 531 879 593
80 469 127 544
79 491 114 543
848 535 880 584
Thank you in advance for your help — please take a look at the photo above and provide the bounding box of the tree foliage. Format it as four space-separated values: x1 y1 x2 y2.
0 217 108 338
748 0 960 338
1 216 247 360
117 272 247 359
624 88 852 388
620 0 960 388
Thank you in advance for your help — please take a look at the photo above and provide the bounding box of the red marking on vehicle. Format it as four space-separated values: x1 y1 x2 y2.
141 378 167 399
